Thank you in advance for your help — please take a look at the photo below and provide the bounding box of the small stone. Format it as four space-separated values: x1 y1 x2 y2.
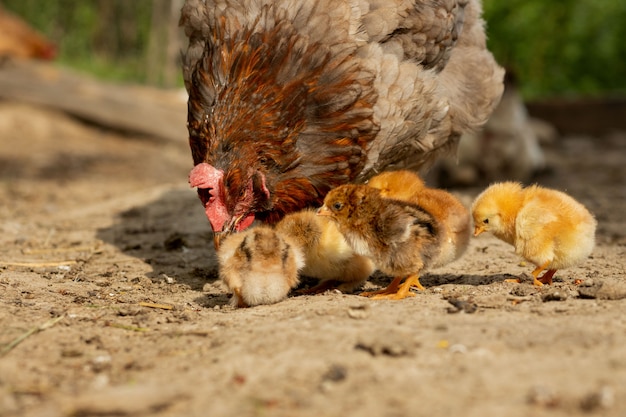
164 233 187 251
526 385 560 407
347 304 370 319
355 332 418 357
91 354 112 372
449 344 468 354
542 290 568 302
580 386 614 411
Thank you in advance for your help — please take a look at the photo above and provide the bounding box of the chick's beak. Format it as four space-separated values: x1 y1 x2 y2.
473 225 485 237
213 213 253 251
213 232 226 250
317 206 331 217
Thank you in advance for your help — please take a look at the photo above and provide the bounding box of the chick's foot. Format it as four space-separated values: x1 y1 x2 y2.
297 280 339 295
360 276 403 298
531 261 552 287
362 275 424 300
537 269 557 285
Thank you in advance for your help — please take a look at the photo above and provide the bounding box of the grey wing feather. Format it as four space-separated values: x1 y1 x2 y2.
353 0 504 181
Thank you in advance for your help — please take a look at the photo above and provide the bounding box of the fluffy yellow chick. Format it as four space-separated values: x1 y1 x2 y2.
275 210 375 293
368 170 471 267
472 182 597 286
217 226 305 307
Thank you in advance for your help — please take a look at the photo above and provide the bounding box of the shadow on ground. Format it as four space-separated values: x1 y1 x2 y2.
96 188 219 291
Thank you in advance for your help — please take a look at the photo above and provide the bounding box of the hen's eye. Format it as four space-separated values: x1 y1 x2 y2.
483 219 489 224
332 202 343 211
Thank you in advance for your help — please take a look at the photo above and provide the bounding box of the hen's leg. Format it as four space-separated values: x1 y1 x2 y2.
360 276 404 298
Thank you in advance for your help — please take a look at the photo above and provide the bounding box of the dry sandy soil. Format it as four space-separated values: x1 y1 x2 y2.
1 101 625 417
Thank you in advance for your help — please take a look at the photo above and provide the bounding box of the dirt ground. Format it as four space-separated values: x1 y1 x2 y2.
1 101 625 417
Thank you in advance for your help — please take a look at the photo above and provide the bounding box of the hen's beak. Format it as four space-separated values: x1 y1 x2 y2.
317 206 331 217
473 225 485 237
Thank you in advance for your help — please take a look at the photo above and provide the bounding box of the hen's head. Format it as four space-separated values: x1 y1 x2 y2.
189 162 271 245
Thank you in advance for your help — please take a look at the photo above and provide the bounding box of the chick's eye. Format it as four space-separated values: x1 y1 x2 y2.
483 219 489 224
332 202 343 211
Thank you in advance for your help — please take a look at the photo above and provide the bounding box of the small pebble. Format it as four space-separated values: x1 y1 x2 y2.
542 290 568 302
526 384 560 407
449 344 468 354
580 386 614 411
347 304 369 319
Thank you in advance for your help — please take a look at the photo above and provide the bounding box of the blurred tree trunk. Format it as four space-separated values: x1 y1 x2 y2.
165 0 184 87
146 0 183 87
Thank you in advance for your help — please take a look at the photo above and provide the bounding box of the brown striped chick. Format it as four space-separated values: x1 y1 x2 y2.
472 182 597 286
368 170 471 267
275 210 375 294
217 226 305 307
318 184 441 300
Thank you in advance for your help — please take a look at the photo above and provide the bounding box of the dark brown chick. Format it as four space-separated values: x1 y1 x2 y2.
318 184 441 300
368 170 470 267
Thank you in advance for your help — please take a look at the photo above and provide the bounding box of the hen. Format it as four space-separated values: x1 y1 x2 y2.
0 5 56 60
181 0 504 245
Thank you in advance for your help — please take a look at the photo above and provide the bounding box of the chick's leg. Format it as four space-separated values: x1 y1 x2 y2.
297 280 339 295
538 269 557 285
363 275 424 300
360 276 404 298
504 261 553 286
232 288 248 308
531 261 552 286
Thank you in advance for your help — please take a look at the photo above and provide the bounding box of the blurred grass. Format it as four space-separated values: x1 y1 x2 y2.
3 0 155 84
483 0 626 99
3 0 626 98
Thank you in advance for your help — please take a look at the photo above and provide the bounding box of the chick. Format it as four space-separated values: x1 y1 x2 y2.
217 226 305 307
318 184 441 300
472 182 597 286
275 210 375 293
368 170 471 266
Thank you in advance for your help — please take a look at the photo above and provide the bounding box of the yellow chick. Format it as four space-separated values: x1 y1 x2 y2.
471 182 597 286
275 210 375 293
368 170 471 267
217 226 305 307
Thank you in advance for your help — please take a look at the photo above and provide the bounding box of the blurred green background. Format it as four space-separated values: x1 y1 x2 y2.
2 0 625 99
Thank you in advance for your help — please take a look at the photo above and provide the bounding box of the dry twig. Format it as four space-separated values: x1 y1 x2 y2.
1 260 77 267
0 315 65 357
138 302 174 310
